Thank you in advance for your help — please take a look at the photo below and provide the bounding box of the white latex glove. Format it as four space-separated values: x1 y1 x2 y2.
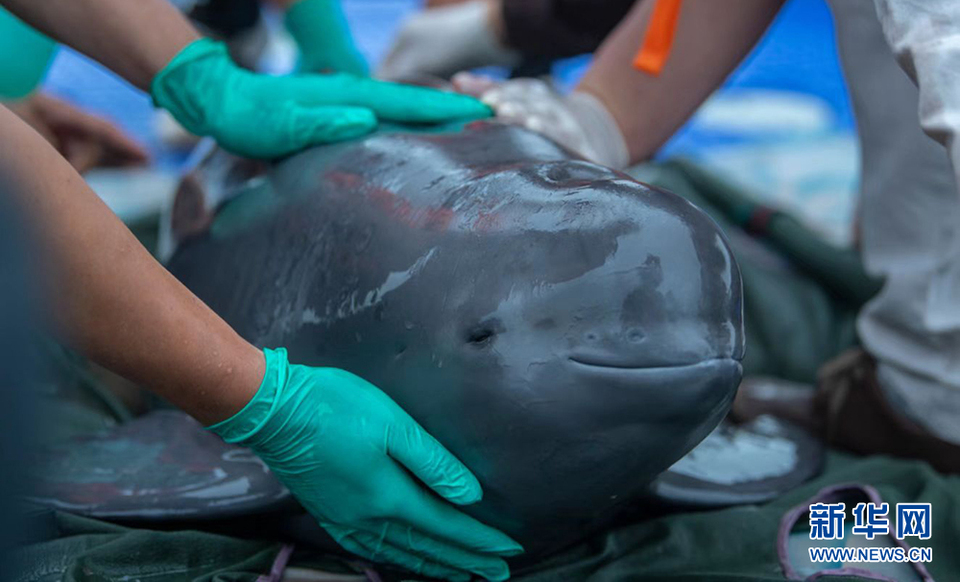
377 0 520 81
454 74 630 169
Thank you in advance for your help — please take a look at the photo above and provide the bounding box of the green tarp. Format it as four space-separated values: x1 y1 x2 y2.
10 454 958 581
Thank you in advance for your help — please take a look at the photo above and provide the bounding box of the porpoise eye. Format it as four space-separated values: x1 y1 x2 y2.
465 319 503 347
466 327 495 346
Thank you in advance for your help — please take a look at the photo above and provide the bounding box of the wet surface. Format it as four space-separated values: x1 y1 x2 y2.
28 411 292 520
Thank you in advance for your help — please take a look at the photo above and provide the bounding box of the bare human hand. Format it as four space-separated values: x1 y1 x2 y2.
7 92 148 173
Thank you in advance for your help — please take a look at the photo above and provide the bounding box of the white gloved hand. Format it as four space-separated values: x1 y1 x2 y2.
377 1 520 81
454 75 630 169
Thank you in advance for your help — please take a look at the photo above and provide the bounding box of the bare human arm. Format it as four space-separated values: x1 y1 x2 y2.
454 0 785 168
1 0 490 161
0 105 261 425
578 0 785 162
0 0 199 90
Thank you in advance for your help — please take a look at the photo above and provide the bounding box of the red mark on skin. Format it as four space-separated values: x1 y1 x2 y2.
326 171 364 191
422 206 456 230
327 170 455 231
472 211 502 231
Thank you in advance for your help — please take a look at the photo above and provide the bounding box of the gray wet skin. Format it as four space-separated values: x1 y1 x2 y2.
167 121 745 558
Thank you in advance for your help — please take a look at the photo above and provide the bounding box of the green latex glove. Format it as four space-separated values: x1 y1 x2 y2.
208 348 523 581
0 8 57 99
151 39 491 159
285 0 368 76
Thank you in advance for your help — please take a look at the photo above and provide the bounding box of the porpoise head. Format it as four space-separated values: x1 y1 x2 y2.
283 151 744 553
169 124 744 555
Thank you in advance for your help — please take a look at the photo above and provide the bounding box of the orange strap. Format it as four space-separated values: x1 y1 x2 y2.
633 0 683 76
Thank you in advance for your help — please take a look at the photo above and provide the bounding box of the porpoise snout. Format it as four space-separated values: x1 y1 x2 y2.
566 316 735 370
566 356 742 423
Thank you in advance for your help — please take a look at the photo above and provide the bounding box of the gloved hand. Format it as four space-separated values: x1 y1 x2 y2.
0 7 57 99
151 39 491 159
208 348 523 582
285 0 368 76
377 0 519 81
453 74 630 169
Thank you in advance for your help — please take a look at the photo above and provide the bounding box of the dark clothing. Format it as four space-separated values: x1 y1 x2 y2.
817 349 960 474
502 0 638 59
188 0 261 37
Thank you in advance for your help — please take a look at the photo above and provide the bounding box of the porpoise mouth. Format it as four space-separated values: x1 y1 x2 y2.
567 356 742 381
568 356 731 371
565 356 742 420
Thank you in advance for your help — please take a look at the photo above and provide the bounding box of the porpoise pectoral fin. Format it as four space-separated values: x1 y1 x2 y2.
165 140 270 256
